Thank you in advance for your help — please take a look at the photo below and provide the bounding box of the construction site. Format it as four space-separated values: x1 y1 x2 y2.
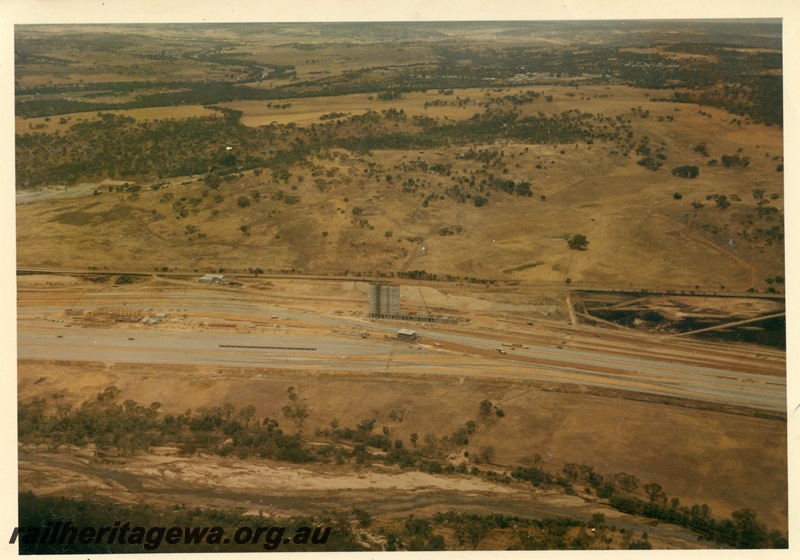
368 283 461 324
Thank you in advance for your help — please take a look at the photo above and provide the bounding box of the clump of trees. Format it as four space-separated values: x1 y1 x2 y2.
282 386 309 432
720 154 750 168
376 91 403 101
568 234 589 251
694 142 710 157
637 157 662 171
671 165 699 179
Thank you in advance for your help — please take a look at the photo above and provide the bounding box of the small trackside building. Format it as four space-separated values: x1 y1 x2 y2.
397 329 418 341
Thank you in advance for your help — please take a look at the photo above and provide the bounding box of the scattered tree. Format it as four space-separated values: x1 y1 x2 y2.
615 472 639 493
568 234 589 251
643 482 667 505
478 399 494 421
477 445 495 464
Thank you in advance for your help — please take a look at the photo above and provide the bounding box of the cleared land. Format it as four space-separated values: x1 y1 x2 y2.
16 279 785 411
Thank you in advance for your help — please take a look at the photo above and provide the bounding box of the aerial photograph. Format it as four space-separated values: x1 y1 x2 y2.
11 7 790 555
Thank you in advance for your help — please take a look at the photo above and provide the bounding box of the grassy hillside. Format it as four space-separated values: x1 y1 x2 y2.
16 84 783 291
15 22 784 290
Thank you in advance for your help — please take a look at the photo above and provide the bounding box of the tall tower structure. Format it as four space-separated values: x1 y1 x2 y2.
369 284 400 316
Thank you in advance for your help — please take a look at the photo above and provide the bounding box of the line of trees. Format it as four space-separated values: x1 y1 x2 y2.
511 460 787 549
18 387 787 549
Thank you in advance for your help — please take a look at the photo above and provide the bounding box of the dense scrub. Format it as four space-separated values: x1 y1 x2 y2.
15 102 621 188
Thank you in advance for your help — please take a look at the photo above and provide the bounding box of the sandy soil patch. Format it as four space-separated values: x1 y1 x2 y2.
17 275 83 286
